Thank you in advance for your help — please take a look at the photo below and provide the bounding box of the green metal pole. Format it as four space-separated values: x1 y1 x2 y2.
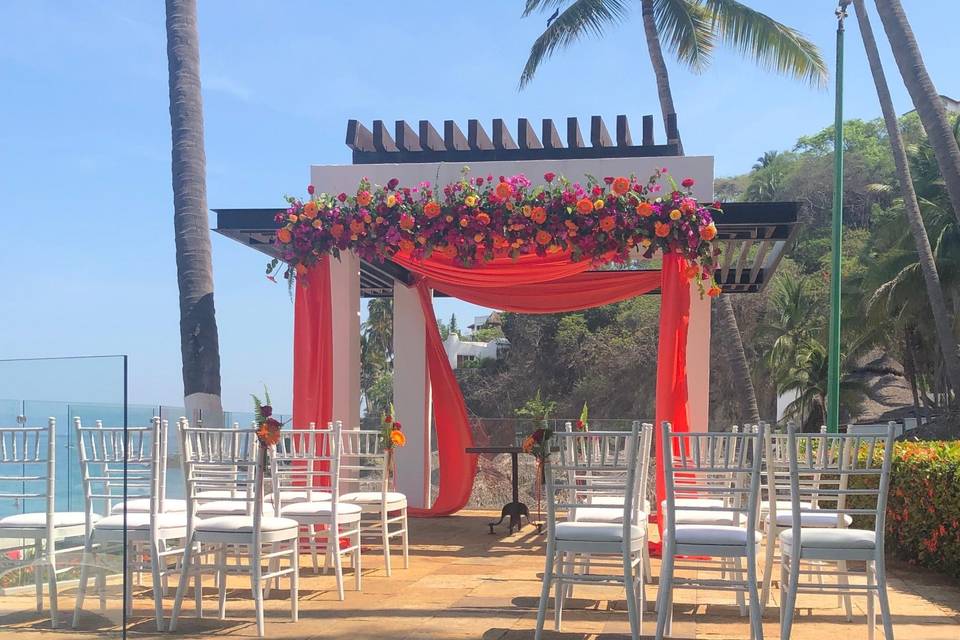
826 2 849 433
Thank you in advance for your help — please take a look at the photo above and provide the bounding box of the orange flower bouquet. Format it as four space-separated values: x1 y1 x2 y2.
380 403 406 451
252 387 282 449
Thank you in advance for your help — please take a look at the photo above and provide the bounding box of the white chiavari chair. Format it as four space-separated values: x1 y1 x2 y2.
0 418 87 628
655 421 765 640
271 420 362 599
169 419 299 638
339 428 409 576
535 424 646 640
779 423 896 640
71 417 187 630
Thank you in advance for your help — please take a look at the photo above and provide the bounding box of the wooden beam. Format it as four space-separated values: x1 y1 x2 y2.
468 119 493 151
517 118 543 150
591 115 613 147
541 119 563 149
641 115 654 146
616 115 632 147
418 120 445 151
372 120 398 153
394 120 422 152
666 113 679 144
345 119 375 152
492 118 518 150
443 120 469 151
567 117 585 148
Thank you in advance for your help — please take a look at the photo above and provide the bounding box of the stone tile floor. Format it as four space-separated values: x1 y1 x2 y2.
0 511 957 639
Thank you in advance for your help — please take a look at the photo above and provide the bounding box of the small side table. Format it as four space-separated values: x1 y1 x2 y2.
466 446 532 534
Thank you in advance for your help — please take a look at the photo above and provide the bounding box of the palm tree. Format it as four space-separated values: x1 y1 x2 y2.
779 338 866 432
520 0 828 425
853 0 960 398
873 0 960 226
165 0 222 425
753 150 780 170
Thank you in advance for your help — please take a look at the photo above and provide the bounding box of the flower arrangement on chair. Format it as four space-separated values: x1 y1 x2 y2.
379 404 406 450
252 388 282 449
575 402 589 432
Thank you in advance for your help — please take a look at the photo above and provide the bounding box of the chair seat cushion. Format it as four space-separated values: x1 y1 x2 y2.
779 528 876 550
111 498 187 514
276 490 332 503
280 502 362 517
671 524 762 546
341 491 407 506
555 521 646 543
0 511 96 529
95 512 186 530
196 501 275 517
194 515 299 533
768 511 853 528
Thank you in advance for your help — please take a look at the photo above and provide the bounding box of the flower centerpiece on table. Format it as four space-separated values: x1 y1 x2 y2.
266 168 723 297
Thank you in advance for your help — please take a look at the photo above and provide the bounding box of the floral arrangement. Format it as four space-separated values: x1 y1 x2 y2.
252 388 282 448
267 169 723 296
380 404 406 450
575 402 589 432
521 427 553 461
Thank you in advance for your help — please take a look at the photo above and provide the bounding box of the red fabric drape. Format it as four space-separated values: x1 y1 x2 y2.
292 257 334 487
653 253 691 546
408 281 478 517
390 250 595 288
423 270 662 314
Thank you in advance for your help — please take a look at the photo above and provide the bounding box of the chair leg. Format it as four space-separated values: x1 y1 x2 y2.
837 559 853 621
623 550 640 640
874 555 895 640
867 560 876 640
72 540 94 628
554 552 565 631
401 510 409 569
33 540 43 613
333 527 345 601
217 546 228 619
534 540 556 640
734 555 747 616
124 545 133 621
47 550 59 629
655 543 675 640
250 544 265 638
747 548 763 640
150 540 165 631
354 526 362 592
780 551 800 640
308 524 319 574
381 512 392 577
168 536 195 632
642 536 653 585
290 543 299 622
761 526 777 611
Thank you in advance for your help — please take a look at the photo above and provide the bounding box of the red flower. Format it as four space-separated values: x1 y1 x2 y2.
307 184 315 195
544 172 555 183
681 178 695 188
387 177 400 190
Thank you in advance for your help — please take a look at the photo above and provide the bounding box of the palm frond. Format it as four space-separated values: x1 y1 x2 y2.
701 0 828 87
522 0 573 17
519 0 630 87
653 0 714 72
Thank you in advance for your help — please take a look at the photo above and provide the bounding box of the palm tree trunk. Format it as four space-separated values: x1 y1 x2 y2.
874 0 960 226
165 0 223 426
854 0 960 399
640 0 683 154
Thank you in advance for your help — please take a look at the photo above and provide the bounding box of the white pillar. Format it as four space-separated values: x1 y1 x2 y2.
686 282 712 432
329 251 361 430
392 283 432 508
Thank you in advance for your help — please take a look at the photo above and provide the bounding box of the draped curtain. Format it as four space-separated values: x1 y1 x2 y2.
292 251 691 522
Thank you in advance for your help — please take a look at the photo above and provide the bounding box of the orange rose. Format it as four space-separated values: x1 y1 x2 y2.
495 182 513 199
474 233 484 243
302 201 318 219
699 223 717 241
399 214 415 230
655 222 671 238
599 216 616 232
398 239 415 253
390 430 406 447
350 220 364 235
277 228 292 243
636 202 653 217
424 201 441 218
576 198 594 214
476 211 491 225
707 285 722 298
685 265 700 280
612 176 630 195
531 206 547 224
669 209 682 221
356 190 372 206
536 230 552 245
521 205 532 217
330 223 344 239
564 220 578 230
459 218 469 228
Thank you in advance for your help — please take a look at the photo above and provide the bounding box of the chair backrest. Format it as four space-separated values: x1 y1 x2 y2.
0 418 56 527
74 417 163 527
661 421 765 537
272 421 341 503
786 422 894 543
178 419 265 536
339 428 389 497
545 424 642 543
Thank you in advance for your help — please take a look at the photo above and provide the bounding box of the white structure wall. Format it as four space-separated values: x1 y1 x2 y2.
686 280 712 432
443 333 501 369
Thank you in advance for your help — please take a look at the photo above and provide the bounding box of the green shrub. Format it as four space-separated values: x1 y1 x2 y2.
884 441 960 579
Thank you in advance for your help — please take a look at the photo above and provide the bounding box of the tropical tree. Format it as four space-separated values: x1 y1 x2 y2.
753 150 780 170
873 0 960 226
778 337 866 432
361 298 394 416
853 0 960 397
519 0 828 425
165 0 222 425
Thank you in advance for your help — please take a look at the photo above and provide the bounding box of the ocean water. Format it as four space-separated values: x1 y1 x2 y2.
0 399 284 517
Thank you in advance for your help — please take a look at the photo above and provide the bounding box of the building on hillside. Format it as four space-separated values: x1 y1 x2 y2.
443 332 510 369
467 311 503 332
903 94 960 116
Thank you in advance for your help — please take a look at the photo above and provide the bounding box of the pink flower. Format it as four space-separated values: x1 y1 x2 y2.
307 184 315 195
681 178 695 188
337 192 347 202
387 178 400 190
544 172 555 183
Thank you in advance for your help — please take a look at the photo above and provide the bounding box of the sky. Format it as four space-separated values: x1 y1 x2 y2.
0 1 957 413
